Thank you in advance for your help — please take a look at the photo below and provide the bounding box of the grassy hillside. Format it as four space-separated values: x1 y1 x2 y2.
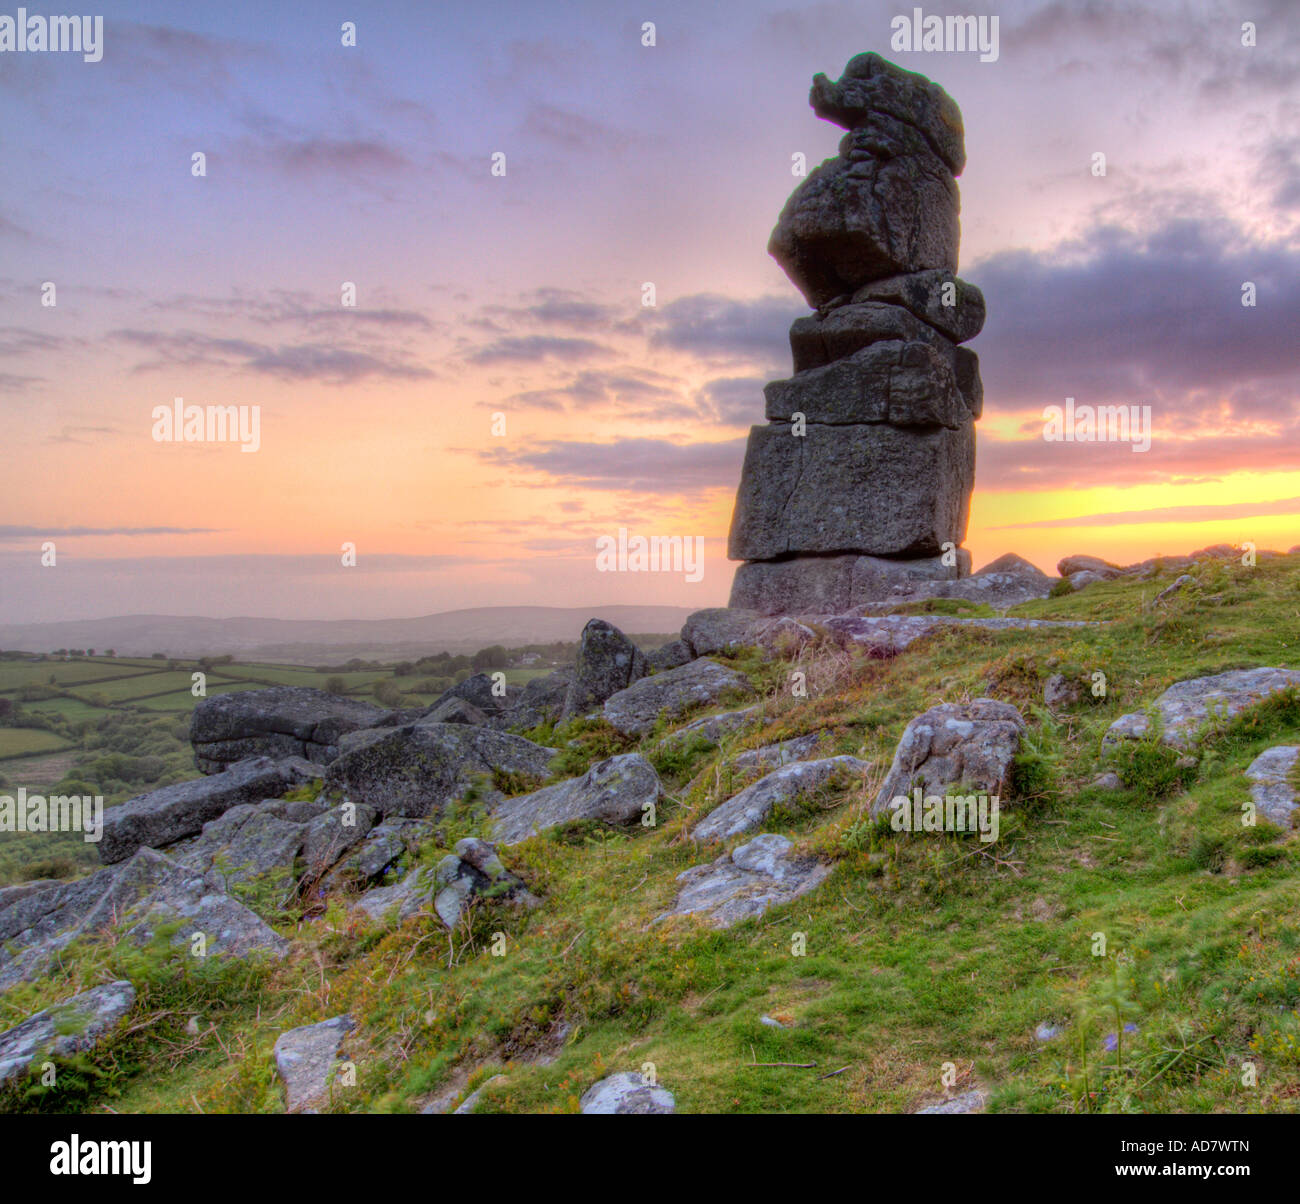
4 551 1300 1114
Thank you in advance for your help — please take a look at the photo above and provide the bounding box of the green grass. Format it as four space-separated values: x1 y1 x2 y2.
4 555 1300 1113
0 729 74 759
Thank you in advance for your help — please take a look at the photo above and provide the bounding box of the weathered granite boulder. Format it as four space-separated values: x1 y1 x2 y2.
809 51 966 174
191 688 385 773
491 754 662 845
851 268 985 344
728 420 974 561
170 803 307 892
694 755 870 841
273 1015 354 1113
770 123 959 308
0 981 136 1085
342 819 424 883
0 847 288 989
731 732 826 773
100 755 322 864
603 659 753 737
1057 554 1123 580
440 672 508 715
680 608 763 657
422 695 490 726
300 803 377 871
431 838 539 928
729 551 968 615
658 833 831 929
766 340 969 429
501 668 573 731
1043 674 1083 710
872 699 1026 816
324 723 556 818
1244 746 1299 827
579 1071 676 1115
1105 668 1300 751
561 619 649 721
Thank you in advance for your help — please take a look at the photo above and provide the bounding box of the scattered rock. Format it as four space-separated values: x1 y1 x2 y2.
191 688 385 774
300 803 377 872
561 619 649 721
421 695 490 726
170 803 307 892
872 699 1026 816
1091 772 1123 791
917 1088 988 1114
1244 746 1299 827
1067 570 1108 591
1043 674 1082 709
0 981 135 1085
658 704 770 749
1105 668 1300 750
579 1071 676 1115
500 668 573 731
659 833 831 929
823 614 1095 656
100 755 321 864
491 754 662 845
454 1074 508 1114
694 755 870 841
603 659 753 737
432 838 539 928
1035 1022 1063 1042
1057 555 1123 580
273 1015 355 1113
325 722 556 818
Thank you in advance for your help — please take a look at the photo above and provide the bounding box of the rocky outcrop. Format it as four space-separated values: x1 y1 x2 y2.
1105 668 1300 751
0 981 136 1085
324 722 556 818
99 755 322 864
694 755 870 842
561 619 648 721
728 52 984 613
579 1071 676 1114
490 753 662 845
603 659 752 737
0 847 288 990
872 699 1026 816
170 802 310 892
659 834 831 929
191 687 386 773
822 614 1095 656
273 1015 354 1113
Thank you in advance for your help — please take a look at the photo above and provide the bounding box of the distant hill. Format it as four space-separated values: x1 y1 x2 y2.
0 605 698 665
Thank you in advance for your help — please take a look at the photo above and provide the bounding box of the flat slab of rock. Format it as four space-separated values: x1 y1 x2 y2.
731 732 826 773
0 848 288 990
872 699 1025 817
694 755 870 841
1105 668 1300 751
579 1071 676 1114
1244 746 1299 827
325 723 556 817
729 552 965 614
917 1088 988 1114
0 981 135 1084
603 659 752 737
273 1015 354 1113
191 688 385 773
490 753 662 845
100 755 321 864
659 833 831 929
657 704 771 750
823 614 1095 655
681 608 763 657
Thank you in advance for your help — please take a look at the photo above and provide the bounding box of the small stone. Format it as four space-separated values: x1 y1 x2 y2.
579 1071 676 1115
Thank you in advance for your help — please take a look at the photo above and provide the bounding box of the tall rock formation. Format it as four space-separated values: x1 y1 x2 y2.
727 53 985 615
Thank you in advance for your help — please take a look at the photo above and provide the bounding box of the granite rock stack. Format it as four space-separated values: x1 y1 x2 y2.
727 53 986 615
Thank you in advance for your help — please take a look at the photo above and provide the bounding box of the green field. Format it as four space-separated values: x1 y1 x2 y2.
0 729 74 760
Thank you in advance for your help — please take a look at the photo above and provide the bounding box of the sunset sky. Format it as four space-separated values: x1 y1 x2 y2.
2 0 1298 623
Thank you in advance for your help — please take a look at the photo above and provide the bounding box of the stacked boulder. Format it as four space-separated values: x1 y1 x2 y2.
728 52 986 615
